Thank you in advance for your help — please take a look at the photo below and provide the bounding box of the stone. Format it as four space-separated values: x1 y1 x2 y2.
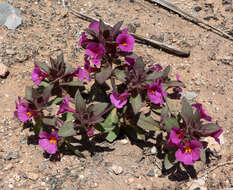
181 91 198 101
0 63 8 77
194 6 202 12
127 23 136 33
222 0 232 5
111 164 123 175
5 152 19 160
225 5 233 12
0 3 22 30
6 49 16 55
27 172 39 181
120 139 128 145
146 169 155 177
150 146 157 154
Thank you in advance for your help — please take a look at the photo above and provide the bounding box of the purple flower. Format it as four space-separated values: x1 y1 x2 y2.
168 127 184 147
14 97 36 123
116 29 135 52
174 74 183 93
57 97 75 115
86 43 106 66
147 79 167 104
78 56 98 82
31 64 48 85
151 64 163 72
125 56 136 66
110 91 130 109
88 21 99 32
78 32 89 46
192 103 212 121
210 129 223 144
39 131 60 154
87 127 94 136
175 140 202 165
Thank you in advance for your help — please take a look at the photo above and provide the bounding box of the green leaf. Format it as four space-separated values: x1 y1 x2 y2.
114 69 126 82
181 98 193 124
91 102 109 116
96 64 112 84
64 64 76 76
25 86 33 101
146 71 163 81
200 148 206 164
137 113 160 131
124 125 145 141
165 81 185 89
47 97 64 106
58 121 76 137
34 119 43 135
133 57 145 76
130 94 142 114
164 153 176 170
66 112 75 122
43 84 54 102
35 61 50 74
42 117 56 126
66 143 85 158
39 81 49 87
106 127 119 142
164 117 179 132
75 90 86 113
162 65 170 79
200 123 221 136
60 80 83 86
98 108 118 132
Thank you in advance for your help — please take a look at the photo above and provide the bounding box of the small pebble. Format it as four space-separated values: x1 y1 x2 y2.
111 164 123 175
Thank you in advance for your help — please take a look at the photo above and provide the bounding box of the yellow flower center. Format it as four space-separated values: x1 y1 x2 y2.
121 43 127 46
185 147 192 154
120 96 127 101
150 89 155 94
50 137 57 144
177 133 182 139
26 112 32 117
39 76 43 79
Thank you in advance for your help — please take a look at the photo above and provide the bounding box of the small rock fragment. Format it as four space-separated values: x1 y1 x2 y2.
222 0 232 5
150 146 157 154
194 6 202 12
120 139 128 145
6 49 16 55
127 23 136 33
147 169 155 177
27 172 39 181
0 63 8 77
111 164 123 175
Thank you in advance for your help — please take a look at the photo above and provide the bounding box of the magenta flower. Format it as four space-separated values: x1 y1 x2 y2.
57 97 75 115
175 140 202 165
110 91 130 109
210 129 223 144
87 127 94 136
151 64 163 72
78 32 89 46
14 97 36 123
116 29 135 52
88 21 99 32
86 43 106 66
39 131 60 154
192 103 212 121
147 79 167 104
168 127 184 147
31 64 48 85
125 56 136 66
78 56 98 82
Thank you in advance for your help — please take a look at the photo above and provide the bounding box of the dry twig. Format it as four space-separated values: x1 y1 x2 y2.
145 0 233 42
198 160 233 178
70 8 190 57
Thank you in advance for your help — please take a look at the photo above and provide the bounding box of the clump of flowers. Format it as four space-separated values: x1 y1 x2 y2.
14 20 223 172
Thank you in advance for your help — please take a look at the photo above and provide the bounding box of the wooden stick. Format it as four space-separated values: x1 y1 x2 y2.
70 8 190 57
198 161 233 178
145 0 233 42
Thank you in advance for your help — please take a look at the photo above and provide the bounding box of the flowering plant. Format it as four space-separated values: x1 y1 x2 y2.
14 20 223 170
